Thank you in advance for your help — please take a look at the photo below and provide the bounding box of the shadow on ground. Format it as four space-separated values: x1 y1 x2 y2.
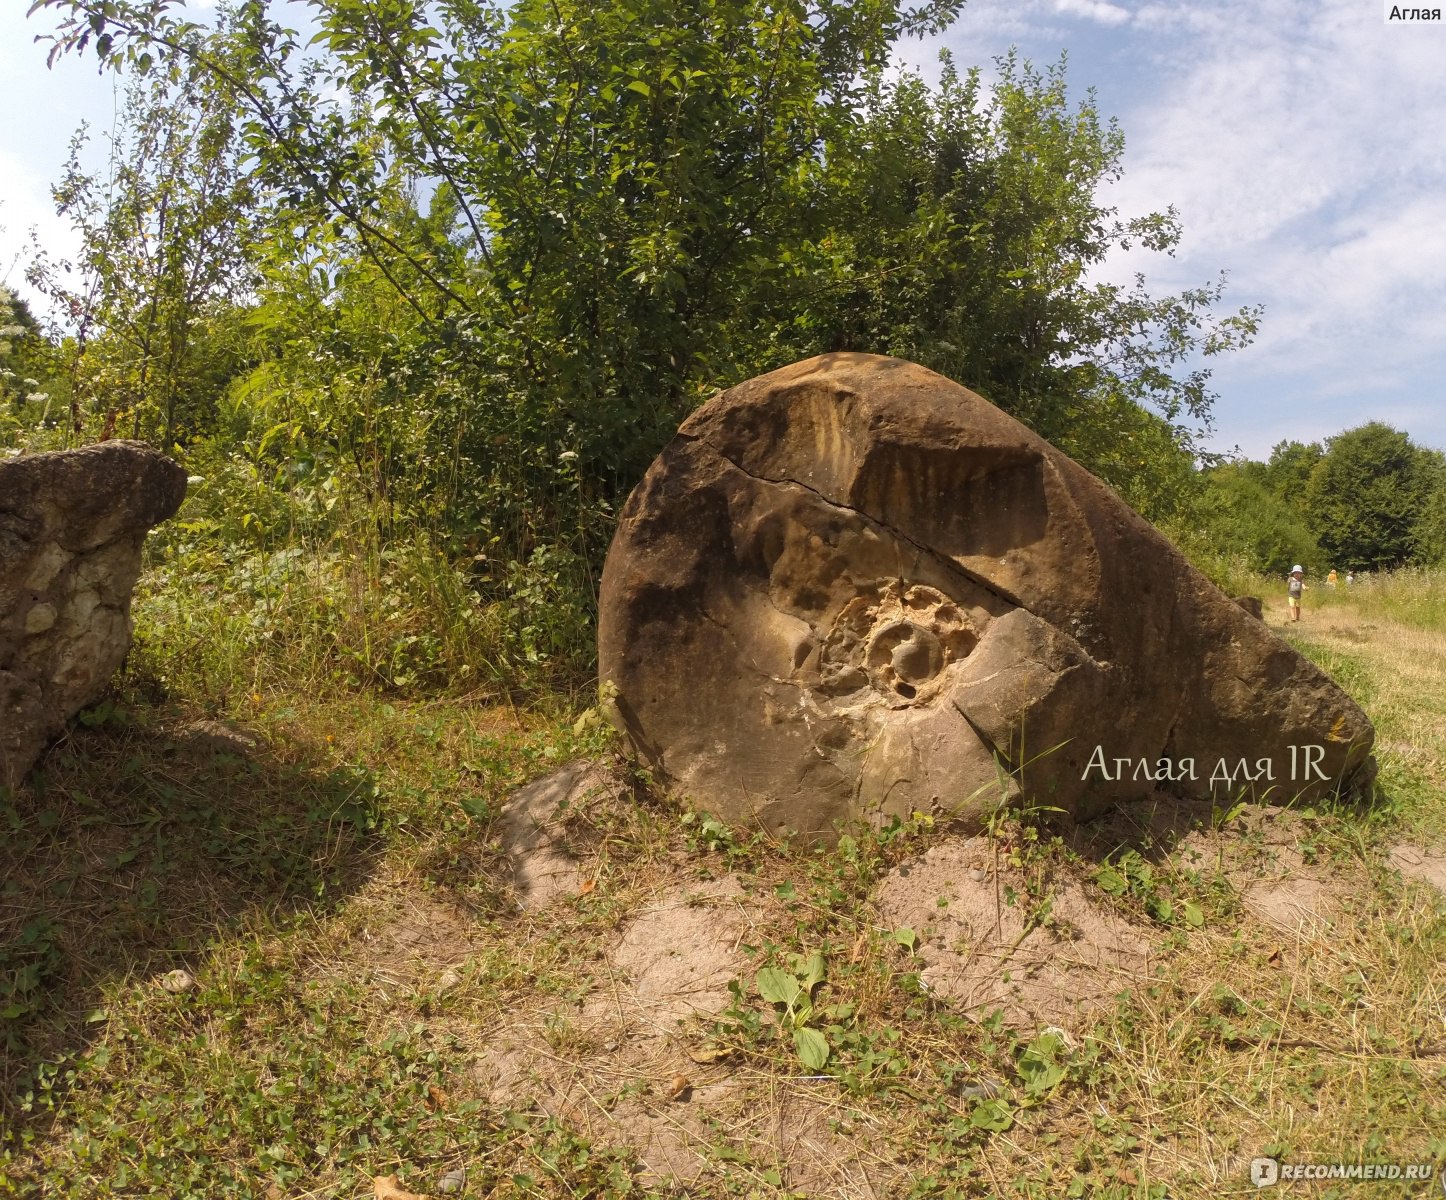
1067 781 1385 865
0 711 385 1132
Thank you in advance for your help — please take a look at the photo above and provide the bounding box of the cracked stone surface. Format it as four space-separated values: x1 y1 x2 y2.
597 353 1375 839
1 441 187 790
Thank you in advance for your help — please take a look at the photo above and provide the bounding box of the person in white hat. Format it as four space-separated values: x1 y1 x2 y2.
1287 565 1305 623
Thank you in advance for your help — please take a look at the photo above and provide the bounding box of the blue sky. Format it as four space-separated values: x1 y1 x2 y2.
3 0 1444 461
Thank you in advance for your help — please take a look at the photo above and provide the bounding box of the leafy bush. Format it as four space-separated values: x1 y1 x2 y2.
1177 464 1323 578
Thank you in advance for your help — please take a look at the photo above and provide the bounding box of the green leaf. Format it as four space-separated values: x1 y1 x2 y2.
1017 1032 1067 1098
1181 900 1205 928
1146 896 1174 923
969 1096 1014 1131
757 967 802 1008
1094 865 1128 896
799 950 826 992
626 80 651 98
893 926 918 952
794 1026 829 1070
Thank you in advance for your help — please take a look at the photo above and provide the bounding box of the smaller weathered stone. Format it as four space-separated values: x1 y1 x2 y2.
159 969 196 994
437 1168 466 1195
1 441 186 790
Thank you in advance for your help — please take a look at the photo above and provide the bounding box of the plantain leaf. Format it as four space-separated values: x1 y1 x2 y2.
794 1026 829 1070
799 950 826 992
757 967 801 1008
970 1096 1014 1131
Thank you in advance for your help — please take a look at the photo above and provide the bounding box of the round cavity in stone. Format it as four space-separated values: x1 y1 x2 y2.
892 632 941 682
867 621 945 693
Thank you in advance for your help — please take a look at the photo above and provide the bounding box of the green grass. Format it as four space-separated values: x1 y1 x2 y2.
2 561 1445 1198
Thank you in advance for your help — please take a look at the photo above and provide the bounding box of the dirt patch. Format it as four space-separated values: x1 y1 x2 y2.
347 892 480 991
719 1085 905 1197
875 836 1155 1031
1171 808 1351 938
470 875 786 1185
497 760 623 910
171 719 263 760
601 876 755 1034
464 870 901 1191
1239 877 1339 935
1388 843 1446 892
469 1014 734 1187
1081 796 1356 940
471 1028 899 1194
599 1088 741 1187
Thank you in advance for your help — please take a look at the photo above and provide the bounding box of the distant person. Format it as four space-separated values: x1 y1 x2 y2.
1327 569 1338 587
1347 571 1355 585
1288 565 1305 622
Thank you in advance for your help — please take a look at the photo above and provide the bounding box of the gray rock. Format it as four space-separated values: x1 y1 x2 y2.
1 441 186 790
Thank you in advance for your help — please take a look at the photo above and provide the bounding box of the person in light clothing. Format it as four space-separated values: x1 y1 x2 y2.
1287 565 1305 622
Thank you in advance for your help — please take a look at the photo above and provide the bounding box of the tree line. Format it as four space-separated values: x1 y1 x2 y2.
1192 423 1446 577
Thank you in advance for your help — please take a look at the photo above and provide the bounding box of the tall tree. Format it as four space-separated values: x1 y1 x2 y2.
1192 462 1322 576
1260 438 1323 526
1304 422 1439 571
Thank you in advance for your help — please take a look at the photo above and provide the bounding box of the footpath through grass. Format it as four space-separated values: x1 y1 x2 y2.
1 578 1443 1198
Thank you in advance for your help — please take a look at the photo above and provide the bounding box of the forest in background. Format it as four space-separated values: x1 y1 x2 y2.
3 0 1441 703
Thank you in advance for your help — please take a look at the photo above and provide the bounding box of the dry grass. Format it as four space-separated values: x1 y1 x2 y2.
1270 592 1446 840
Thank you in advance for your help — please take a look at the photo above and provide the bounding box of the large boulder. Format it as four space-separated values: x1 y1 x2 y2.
1 441 187 790
598 354 1374 840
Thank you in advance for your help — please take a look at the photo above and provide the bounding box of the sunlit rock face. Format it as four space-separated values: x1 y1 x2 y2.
598 354 1374 841
1 441 187 790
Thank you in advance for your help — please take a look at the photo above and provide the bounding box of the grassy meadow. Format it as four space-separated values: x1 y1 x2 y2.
1 552 1443 1199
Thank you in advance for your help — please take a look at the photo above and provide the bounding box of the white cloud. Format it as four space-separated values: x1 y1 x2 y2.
1054 0 1132 26
896 0 1446 451
950 0 1446 450
1101 0 1446 393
